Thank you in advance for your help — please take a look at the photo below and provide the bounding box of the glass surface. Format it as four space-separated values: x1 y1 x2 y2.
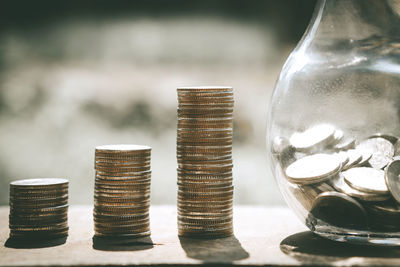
268 0 400 245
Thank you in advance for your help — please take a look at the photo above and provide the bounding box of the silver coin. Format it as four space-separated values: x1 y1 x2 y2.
342 167 389 195
354 148 373 167
95 144 151 152
310 191 368 230
357 137 394 169
285 153 341 184
332 129 344 145
385 160 400 204
10 178 69 188
342 149 362 171
335 151 349 169
332 174 390 201
334 137 356 151
394 139 400 157
369 133 398 145
289 124 336 152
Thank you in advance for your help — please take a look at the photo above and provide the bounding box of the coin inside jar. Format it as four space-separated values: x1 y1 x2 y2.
289 124 336 152
310 191 368 230
385 160 400 204
342 167 389 195
342 149 362 171
332 174 390 202
285 153 341 184
356 137 394 170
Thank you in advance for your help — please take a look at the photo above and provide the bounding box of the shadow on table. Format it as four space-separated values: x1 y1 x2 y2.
5 236 67 249
92 236 154 251
179 235 249 263
280 231 400 264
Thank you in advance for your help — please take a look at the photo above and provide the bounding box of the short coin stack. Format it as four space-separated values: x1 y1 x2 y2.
9 178 69 240
94 144 152 239
176 86 234 238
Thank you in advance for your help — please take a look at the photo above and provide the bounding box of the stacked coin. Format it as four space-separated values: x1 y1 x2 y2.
94 144 151 239
177 86 234 238
276 124 400 232
9 178 69 240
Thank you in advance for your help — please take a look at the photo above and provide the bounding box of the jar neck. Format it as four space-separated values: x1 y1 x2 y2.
308 0 400 44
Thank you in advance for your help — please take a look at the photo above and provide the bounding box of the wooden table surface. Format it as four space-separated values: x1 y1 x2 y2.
1 205 400 266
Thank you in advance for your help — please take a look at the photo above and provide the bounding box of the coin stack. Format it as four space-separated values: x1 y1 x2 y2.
94 144 151 239
9 178 69 240
275 124 400 232
176 86 234 238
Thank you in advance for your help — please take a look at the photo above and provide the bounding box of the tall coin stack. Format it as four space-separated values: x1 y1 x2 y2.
9 178 69 240
177 86 234 238
94 144 151 239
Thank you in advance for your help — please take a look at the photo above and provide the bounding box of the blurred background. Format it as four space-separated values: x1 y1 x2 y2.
0 0 316 205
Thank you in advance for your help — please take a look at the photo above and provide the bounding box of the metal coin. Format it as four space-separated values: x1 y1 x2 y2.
369 133 398 145
10 178 68 188
342 149 362 171
357 137 394 169
385 160 400 204
310 191 368 229
354 148 373 167
285 153 341 184
95 144 151 152
342 167 388 195
332 174 390 201
94 231 151 239
289 124 336 152
334 136 356 151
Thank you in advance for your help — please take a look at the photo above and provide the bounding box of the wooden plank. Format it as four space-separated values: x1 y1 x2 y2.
1 205 400 266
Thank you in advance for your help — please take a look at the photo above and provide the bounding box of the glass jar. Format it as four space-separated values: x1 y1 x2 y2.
267 0 400 245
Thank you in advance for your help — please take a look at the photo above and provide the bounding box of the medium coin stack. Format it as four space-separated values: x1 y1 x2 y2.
94 144 151 239
177 86 234 238
9 178 69 240
275 124 400 232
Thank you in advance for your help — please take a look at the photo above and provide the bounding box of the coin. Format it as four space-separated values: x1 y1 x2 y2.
369 133 398 145
357 137 394 169
310 191 368 229
332 174 390 201
333 136 356 151
394 139 400 157
289 124 336 152
10 178 68 190
96 144 151 153
8 178 69 241
332 130 344 144
176 87 234 238
285 154 341 184
342 149 362 171
335 151 349 168
342 167 388 195
385 160 400 204
364 200 400 232
354 148 373 167
177 86 232 92
94 231 151 239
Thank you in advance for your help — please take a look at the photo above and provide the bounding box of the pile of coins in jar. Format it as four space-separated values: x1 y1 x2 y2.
273 123 400 232
9 178 69 240
176 86 234 238
94 144 152 239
